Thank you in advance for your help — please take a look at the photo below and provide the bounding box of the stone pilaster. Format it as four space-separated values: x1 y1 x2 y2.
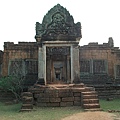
71 45 73 83
71 45 80 83
67 55 70 83
44 45 46 85
38 46 45 84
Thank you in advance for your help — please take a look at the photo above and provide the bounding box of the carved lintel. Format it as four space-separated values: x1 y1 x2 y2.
47 47 70 55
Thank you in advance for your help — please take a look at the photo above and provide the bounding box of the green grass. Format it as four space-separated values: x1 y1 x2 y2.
99 98 120 111
0 102 82 120
100 99 120 120
0 99 120 120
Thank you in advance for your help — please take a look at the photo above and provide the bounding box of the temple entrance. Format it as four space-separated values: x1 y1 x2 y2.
56 73 60 80
53 61 63 83
46 46 70 84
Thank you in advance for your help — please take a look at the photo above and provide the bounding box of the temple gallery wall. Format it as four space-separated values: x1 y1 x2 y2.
0 4 120 86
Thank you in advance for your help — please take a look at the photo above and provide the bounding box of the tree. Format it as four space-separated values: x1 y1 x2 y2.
0 75 24 101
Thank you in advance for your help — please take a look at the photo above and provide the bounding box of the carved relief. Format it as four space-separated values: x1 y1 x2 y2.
9 59 23 76
45 12 69 36
35 4 82 41
46 47 70 55
9 59 38 76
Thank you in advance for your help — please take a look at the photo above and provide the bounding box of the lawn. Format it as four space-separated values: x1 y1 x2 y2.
99 98 120 111
0 102 83 120
99 98 120 120
0 99 120 120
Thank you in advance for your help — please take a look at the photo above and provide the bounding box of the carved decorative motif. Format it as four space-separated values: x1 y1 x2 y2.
35 4 82 41
46 47 70 55
9 60 23 76
9 59 38 76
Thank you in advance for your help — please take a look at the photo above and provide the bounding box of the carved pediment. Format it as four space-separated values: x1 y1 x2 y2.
35 4 82 41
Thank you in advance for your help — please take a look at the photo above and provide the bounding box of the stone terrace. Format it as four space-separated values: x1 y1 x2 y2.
21 83 101 111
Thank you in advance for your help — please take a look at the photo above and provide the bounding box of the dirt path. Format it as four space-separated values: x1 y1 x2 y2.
61 111 117 120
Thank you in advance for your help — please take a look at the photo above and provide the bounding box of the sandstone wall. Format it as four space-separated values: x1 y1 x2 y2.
2 42 38 76
80 42 120 78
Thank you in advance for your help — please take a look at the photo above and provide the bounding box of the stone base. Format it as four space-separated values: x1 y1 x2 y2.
29 83 85 107
19 83 101 111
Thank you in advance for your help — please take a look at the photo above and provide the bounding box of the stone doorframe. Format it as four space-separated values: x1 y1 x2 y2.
38 41 80 85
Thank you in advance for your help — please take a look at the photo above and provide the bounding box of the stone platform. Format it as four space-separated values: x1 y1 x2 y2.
21 83 101 111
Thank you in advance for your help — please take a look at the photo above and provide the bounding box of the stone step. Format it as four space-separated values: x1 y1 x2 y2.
82 95 98 99
72 83 85 88
82 91 97 95
82 99 99 104
20 109 32 112
21 92 33 97
71 88 85 92
83 103 100 109
84 108 102 111
21 104 33 109
22 96 33 104
85 87 95 91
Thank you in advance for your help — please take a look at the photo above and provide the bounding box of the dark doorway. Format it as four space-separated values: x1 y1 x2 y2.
56 73 60 80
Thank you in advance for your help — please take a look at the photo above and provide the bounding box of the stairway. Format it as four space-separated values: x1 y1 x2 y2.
81 89 101 111
20 92 33 112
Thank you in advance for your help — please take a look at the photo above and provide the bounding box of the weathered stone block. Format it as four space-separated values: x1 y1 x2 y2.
22 97 33 104
62 97 74 102
34 94 40 98
50 98 61 102
74 92 81 97
60 102 73 107
47 102 60 107
37 98 49 103
73 83 84 88
72 88 85 92
74 101 81 106
30 89 44 94
36 102 47 107
45 87 58 93
58 88 70 93
74 97 81 101
21 104 33 109
38 93 49 97
47 92 59 98
59 92 73 97
21 92 33 97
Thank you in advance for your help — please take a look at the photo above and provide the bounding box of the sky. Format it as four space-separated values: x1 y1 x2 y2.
0 0 120 50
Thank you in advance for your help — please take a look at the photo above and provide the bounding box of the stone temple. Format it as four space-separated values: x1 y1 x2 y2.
0 4 120 86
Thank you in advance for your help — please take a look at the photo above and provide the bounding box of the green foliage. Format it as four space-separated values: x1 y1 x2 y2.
0 76 24 100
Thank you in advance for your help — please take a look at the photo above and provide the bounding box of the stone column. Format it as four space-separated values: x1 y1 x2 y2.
38 46 45 84
71 45 80 83
46 55 51 83
44 45 46 85
49 56 52 82
67 55 70 83
71 45 73 83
